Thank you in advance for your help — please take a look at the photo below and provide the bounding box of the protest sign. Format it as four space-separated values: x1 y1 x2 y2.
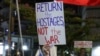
74 41 92 56
74 41 92 48
35 1 66 45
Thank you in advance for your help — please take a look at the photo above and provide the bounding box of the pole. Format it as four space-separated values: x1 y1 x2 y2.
15 0 24 56
7 0 12 56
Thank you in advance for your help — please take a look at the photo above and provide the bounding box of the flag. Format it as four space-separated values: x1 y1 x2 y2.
35 48 44 56
58 0 100 6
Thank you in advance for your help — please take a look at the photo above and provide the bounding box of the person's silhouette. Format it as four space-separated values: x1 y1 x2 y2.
78 48 87 56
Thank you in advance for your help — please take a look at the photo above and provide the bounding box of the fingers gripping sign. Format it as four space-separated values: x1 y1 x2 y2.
42 45 50 56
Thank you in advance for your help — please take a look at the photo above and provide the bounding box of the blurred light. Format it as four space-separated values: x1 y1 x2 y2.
14 10 17 16
70 54 74 56
92 46 100 56
6 29 8 32
0 43 3 45
12 42 15 47
17 51 20 55
22 45 28 51
11 42 15 50
64 50 69 54
5 45 9 50
0 43 3 54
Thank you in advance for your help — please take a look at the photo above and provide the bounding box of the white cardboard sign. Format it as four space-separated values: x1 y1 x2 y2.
74 41 92 48
35 1 66 45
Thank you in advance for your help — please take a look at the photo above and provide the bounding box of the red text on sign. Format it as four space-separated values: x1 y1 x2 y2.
37 27 48 35
45 35 59 45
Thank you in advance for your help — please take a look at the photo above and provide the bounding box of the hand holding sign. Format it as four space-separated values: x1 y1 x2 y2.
42 44 50 56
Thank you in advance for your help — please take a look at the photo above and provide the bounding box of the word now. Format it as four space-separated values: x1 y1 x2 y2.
45 35 60 45
37 16 64 26
36 2 63 12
